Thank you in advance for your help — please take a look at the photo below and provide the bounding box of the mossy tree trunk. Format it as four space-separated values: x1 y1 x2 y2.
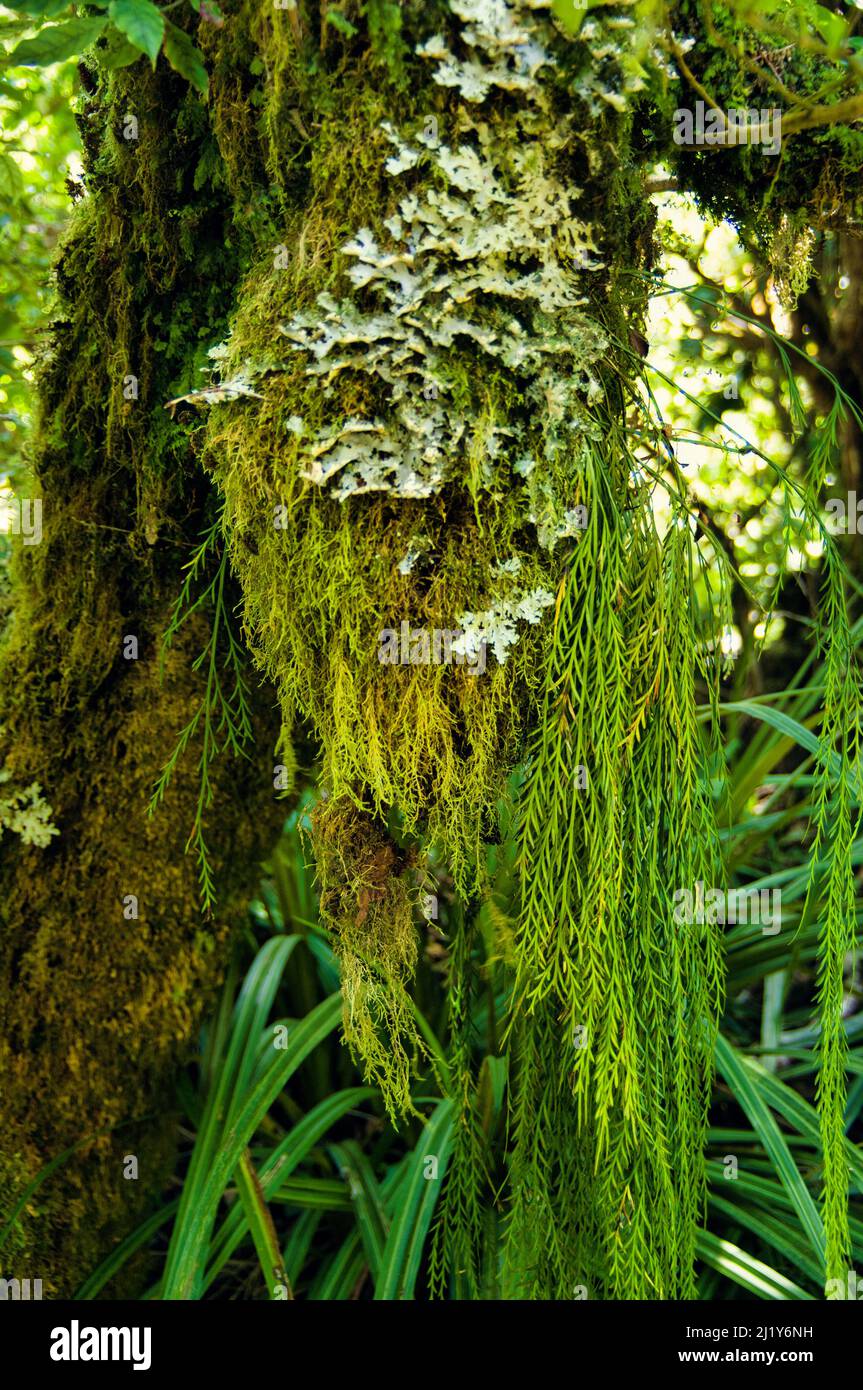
0 45 282 1295
0 0 657 1295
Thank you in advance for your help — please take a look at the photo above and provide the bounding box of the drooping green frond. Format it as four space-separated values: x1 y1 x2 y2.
174 0 861 1299
150 514 255 913
801 550 861 1284
505 421 725 1298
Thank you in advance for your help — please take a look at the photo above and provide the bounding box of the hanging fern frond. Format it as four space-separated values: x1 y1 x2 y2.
149 514 255 914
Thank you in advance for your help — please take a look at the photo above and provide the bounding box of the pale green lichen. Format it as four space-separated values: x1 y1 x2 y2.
417 0 551 104
397 534 432 574
0 726 59 848
279 0 608 508
0 770 59 848
455 584 555 665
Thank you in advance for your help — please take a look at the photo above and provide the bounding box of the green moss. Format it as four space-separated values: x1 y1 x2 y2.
191 1 646 1112
12 0 841 1299
0 32 281 1294
664 0 863 274
313 795 424 1120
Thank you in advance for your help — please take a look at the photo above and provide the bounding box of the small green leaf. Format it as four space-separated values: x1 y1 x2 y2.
715 1034 826 1274
6 16 106 66
235 1148 286 1299
324 9 358 37
0 150 25 200
97 30 143 69
163 21 208 95
813 4 847 53
108 0 164 65
696 1230 813 1300
552 0 589 37
375 1100 455 1300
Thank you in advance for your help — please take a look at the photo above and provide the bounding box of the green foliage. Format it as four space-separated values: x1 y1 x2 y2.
5 17 106 67
552 0 590 37
63 743 861 1299
657 0 863 241
0 27 78 501
161 937 343 1298
507 424 726 1298
702 626 863 1298
108 0 164 66
163 20 208 94
149 513 255 914
187 0 863 1297
362 0 407 82
636 268 863 1284
324 9 358 40
7 0 81 16
801 554 861 1281
0 1 208 93
4 0 863 1304
0 15 282 1294
202 0 639 1122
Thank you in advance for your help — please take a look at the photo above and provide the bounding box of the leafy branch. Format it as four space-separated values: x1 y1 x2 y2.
148 514 254 915
1 0 217 94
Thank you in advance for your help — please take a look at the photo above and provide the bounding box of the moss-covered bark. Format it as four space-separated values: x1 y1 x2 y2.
0 0 692 1298
194 2 660 1135
0 47 281 1295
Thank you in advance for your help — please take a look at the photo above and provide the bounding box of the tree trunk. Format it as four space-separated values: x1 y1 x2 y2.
1 0 659 1294
0 42 281 1295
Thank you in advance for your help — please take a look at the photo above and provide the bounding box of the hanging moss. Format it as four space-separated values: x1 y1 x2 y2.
196 0 862 1298
312 795 424 1119
197 1 641 1114
192 4 729 1298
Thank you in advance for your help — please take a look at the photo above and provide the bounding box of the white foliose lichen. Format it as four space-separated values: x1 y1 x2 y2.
0 768 59 849
397 535 432 575
280 0 611 508
454 584 556 665
417 0 553 103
